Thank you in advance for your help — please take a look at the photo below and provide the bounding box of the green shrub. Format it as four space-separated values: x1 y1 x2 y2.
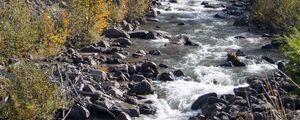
0 63 67 120
0 1 70 59
108 0 129 23
67 0 110 47
252 0 300 32
126 0 150 20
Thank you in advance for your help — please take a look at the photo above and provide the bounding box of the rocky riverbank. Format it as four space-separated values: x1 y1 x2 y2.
1 0 299 120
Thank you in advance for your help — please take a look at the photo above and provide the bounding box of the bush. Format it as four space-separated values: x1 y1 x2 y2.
0 63 67 120
126 0 150 21
252 0 300 32
108 0 128 23
67 0 110 47
0 1 70 59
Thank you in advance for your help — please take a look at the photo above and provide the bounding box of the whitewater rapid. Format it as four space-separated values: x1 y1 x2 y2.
136 0 279 120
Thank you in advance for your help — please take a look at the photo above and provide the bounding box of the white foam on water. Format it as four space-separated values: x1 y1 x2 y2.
139 80 247 120
139 0 279 120
245 63 277 74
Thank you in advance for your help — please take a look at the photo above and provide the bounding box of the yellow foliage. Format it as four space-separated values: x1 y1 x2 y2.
0 1 70 59
127 0 150 20
36 11 70 56
0 1 38 58
0 63 67 120
108 0 129 23
68 0 110 46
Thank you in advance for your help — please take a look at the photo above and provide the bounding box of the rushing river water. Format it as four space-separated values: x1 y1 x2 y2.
129 0 282 120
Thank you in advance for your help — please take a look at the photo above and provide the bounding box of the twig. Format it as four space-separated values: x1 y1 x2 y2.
262 60 300 89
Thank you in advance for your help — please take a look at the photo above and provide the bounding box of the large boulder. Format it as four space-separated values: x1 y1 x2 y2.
115 38 132 48
158 72 175 81
129 31 148 38
111 101 140 117
90 104 116 119
226 52 246 67
131 74 146 82
104 28 130 38
131 80 154 95
67 105 90 119
141 62 159 78
167 34 199 46
139 103 156 115
148 49 162 56
146 30 171 39
191 92 218 110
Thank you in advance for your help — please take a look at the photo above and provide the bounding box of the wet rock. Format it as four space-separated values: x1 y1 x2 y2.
67 105 90 119
236 50 246 56
214 13 227 19
115 38 132 48
131 80 154 95
125 97 138 105
158 72 175 81
178 22 185 26
233 87 258 99
233 15 249 26
169 0 178 3
149 49 162 56
262 33 273 38
146 30 171 39
116 112 132 120
112 102 140 117
201 1 209 5
191 92 217 110
204 4 224 9
90 104 116 119
201 102 227 116
139 104 156 115
158 63 169 68
173 70 184 77
234 36 246 39
129 31 148 38
131 74 146 82
168 34 199 46
226 52 246 67
262 44 275 49
142 62 159 78
262 56 275 64
104 28 130 38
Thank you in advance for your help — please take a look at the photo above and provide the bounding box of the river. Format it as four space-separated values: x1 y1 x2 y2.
129 0 281 120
